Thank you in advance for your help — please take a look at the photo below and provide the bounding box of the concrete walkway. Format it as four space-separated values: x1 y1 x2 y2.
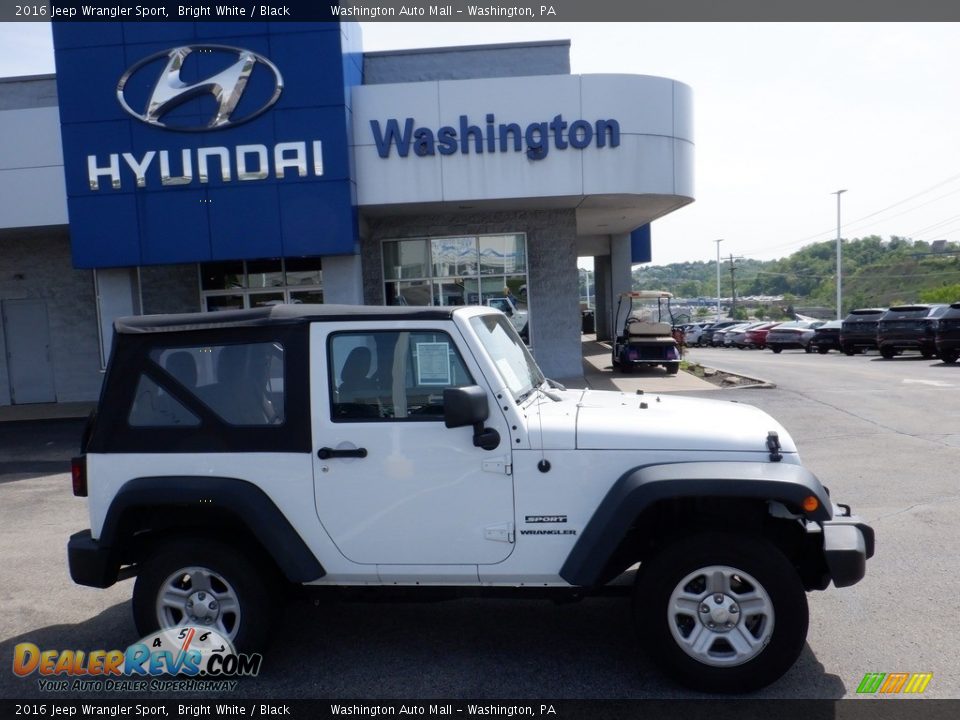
561 335 717 393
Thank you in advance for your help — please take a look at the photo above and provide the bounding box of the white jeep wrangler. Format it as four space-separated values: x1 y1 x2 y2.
69 304 873 693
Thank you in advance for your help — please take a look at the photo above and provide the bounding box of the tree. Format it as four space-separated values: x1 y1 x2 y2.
920 284 960 304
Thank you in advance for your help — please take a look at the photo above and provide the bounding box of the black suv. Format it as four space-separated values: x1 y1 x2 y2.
935 302 960 364
876 304 949 359
808 320 843 354
840 308 885 355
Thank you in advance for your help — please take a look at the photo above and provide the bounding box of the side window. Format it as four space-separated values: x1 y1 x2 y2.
329 331 473 421
128 375 200 427
141 342 286 427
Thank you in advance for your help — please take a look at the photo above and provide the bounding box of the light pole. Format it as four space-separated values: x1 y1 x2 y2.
832 190 847 320
714 239 724 322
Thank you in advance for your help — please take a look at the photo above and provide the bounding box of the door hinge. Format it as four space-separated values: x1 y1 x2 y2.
482 457 512 475
484 522 515 543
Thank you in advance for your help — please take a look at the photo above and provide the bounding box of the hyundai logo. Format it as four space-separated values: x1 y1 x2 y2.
117 45 283 131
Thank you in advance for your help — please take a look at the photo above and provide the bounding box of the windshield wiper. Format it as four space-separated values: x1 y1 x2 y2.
516 388 535 403
538 380 563 402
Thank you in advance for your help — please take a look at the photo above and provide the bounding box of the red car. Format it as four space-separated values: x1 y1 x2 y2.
741 322 781 349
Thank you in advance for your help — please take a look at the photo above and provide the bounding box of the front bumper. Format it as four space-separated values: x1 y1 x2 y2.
820 505 875 588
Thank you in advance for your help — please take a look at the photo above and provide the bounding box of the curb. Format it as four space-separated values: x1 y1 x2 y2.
683 363 777 390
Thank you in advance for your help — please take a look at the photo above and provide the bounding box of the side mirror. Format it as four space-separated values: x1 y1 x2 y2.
443 385 500 451
443 385 489 428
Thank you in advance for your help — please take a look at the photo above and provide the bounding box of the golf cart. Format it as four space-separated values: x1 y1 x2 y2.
612 291 682 375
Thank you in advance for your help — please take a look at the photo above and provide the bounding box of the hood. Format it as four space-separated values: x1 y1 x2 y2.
526 389 797 454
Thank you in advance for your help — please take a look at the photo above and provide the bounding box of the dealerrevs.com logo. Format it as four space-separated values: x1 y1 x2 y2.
856 672 933 694
13 627 262 693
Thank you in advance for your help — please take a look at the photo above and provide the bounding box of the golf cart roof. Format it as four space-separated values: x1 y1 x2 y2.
619 291 674 299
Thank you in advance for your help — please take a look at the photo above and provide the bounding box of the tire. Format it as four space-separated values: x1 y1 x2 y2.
665 363 680 375
842 345 855 356
634 532 808 694
770 346 782 354
817 346 828 355
880 346 896 359
921 350 935 360
804 344 813 354
940 349 959 364
133 537 275 653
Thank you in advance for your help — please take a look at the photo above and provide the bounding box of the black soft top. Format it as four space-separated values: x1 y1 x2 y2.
114 304 460 334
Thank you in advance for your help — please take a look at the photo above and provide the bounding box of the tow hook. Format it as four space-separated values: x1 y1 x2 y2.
766 431 783 462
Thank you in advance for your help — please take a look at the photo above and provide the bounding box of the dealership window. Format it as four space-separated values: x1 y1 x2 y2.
200 258 323 311
383 234 527 309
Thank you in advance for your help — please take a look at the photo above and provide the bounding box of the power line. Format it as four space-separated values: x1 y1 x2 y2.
736 172 960 260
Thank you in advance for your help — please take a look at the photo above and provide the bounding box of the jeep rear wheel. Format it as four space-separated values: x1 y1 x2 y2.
635 532 808 693
133 538 273 652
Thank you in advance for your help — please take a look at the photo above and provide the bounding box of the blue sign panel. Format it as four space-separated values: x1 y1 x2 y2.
52 21 360 268
631 224 652 264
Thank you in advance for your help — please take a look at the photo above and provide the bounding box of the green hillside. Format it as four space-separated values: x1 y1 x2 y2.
632 236 960 316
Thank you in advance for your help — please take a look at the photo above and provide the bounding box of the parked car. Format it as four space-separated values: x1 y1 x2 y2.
725 321 767 349
877 304 949 359
683 323 710 347
719 322 753 347
808 320 843 354
741 322 781 350
700 320 739 347
935 302 960 364
766 320 825 353
840 308 886 355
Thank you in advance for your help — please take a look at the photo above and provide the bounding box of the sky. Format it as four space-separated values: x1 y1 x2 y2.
3 21 960 267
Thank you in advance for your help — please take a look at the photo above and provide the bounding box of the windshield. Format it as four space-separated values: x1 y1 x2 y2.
469 314 544 402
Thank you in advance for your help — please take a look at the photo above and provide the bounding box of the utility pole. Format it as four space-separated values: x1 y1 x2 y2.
714 239 724 322
832 189 847 320
728 253 745 317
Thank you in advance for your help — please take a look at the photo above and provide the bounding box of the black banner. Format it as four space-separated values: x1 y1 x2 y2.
2 700 960 720
4 1 960 23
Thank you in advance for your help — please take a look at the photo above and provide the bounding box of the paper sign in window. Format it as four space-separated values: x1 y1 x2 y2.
416 342 451 385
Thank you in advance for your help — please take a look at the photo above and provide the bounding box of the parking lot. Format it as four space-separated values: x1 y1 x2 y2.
1 347 959 700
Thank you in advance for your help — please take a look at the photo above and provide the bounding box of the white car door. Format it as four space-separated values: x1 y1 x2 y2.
310 321 516 568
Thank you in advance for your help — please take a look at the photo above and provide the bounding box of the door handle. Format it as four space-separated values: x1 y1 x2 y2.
317 447 368 460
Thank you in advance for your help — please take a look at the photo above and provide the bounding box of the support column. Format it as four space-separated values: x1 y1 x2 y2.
95 267 141 367
321 255 365 305
594 255 612 341
608 233 633 338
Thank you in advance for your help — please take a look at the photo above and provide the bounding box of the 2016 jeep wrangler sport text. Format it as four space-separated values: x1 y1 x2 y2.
69 304 874 693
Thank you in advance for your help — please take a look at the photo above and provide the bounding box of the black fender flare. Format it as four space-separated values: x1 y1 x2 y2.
559 461 832 587
99 476 325 584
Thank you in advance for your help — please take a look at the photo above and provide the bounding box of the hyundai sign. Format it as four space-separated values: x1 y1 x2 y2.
53 22 360 268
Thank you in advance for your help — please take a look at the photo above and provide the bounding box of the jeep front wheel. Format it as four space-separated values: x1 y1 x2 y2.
133 538 273 652
635 532 808 693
